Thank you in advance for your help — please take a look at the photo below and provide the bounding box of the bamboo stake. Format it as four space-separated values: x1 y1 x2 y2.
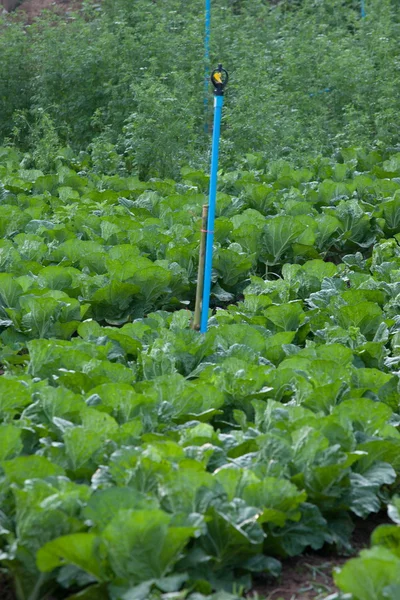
192 205 209 330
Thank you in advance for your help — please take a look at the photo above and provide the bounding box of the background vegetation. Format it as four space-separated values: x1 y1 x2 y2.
1 0 400 179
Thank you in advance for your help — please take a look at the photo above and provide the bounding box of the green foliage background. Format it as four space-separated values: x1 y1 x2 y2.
1 0 400 178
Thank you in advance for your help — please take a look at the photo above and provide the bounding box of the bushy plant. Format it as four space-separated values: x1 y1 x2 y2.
0 0 399 177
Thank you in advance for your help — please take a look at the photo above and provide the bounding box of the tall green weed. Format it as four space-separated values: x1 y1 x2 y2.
0 0 399 177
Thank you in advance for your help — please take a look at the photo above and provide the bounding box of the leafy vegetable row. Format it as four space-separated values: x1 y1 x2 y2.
1 145 400 599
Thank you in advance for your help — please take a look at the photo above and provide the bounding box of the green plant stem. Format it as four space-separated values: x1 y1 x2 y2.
27 573 47 600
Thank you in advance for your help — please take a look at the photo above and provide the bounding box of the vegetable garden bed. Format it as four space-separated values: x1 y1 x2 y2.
1 143 400 600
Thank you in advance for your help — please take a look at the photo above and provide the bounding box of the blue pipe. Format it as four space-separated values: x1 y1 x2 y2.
204 0 211 132
200 94 224 333
361 0 366 18
309 87 332 98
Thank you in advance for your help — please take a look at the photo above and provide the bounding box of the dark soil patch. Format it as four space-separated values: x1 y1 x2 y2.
249 512 390 600
252 555 344 600
10 0 83 23
351 511 389 550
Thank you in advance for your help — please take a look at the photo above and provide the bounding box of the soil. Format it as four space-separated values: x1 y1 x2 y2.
5 0 83 23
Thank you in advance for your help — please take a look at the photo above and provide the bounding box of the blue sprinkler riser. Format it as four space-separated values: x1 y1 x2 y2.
200 94 224 334
204 0 211 132
361 0 366 18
